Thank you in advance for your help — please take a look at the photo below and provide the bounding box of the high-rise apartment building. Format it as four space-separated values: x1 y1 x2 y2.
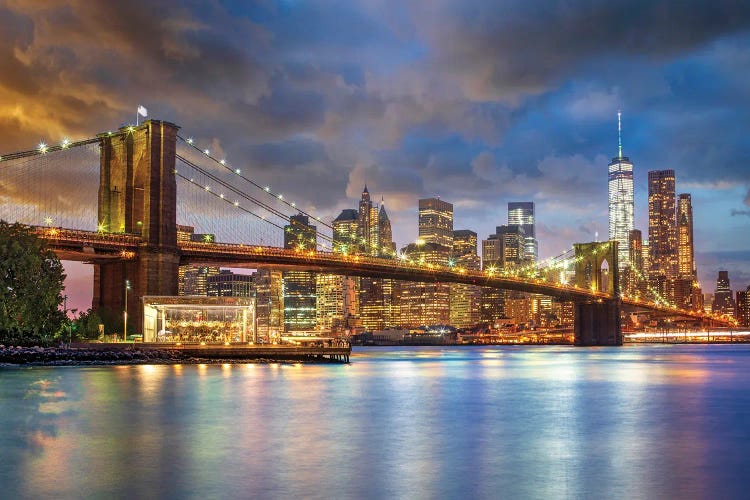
648 170 677 301
608 112 635 270
675 193 701 309
677 194 695 278
418 198 454 250
450 230 481 328
508 202 538 262
283 214 317 331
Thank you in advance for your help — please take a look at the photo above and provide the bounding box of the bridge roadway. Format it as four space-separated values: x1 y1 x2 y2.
35 227 731 326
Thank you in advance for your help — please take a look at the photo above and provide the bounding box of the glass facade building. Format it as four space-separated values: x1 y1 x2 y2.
608 113 634 271
508 202 538 262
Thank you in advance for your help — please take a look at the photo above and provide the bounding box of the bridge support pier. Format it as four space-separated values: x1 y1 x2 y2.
93 120 180 336
574 300 622 346
93 249 180 337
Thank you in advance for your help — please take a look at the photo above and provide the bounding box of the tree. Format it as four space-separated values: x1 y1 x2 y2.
0 221 66 345
72 309 105 340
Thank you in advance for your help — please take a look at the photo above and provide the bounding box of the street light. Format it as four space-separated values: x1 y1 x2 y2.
124 279 131 342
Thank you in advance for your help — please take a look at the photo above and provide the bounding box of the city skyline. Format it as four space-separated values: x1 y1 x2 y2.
1 1 749 309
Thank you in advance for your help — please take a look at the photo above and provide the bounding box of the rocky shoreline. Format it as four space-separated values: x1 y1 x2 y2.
0 345 290 366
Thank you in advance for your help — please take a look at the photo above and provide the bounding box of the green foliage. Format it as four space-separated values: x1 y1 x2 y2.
0 221 66 345
71 309 105 340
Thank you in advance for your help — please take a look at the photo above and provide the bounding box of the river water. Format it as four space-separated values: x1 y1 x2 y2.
1 345 749 499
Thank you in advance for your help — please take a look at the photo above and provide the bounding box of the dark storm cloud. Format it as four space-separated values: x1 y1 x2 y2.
414 0 750 101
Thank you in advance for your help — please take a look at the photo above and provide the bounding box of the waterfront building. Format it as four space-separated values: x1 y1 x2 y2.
207 270 253 297
254 268 283 341
508 202 538 262
648 169 678 301
450 230 481 328
736 286 750 327
358 197 396 330
608 112 635 271
712 270 735 316
316 274 345 332
479 225 527 324
396 241 450 327
283 214 317 331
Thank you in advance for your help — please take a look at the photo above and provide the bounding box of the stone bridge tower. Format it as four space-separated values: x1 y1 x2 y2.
93 120 181 334
573 241 622 346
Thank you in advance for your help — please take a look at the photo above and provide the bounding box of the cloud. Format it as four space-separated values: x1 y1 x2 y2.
731 209 750 217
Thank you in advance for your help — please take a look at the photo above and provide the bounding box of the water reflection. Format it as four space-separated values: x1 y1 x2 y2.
0 345 749 498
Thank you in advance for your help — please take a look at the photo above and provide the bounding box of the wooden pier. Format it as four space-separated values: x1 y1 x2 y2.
76 342 351 363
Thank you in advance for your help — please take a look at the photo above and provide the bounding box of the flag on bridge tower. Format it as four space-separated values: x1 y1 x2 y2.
136 105 148 125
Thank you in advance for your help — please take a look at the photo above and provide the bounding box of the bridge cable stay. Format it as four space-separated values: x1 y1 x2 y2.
0 138 103 231
176 134 335 245
174 154 336 250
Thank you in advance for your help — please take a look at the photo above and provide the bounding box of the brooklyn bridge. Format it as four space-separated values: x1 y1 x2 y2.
0 120 733 345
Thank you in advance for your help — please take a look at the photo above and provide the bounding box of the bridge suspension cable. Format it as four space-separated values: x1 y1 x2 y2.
175 155 335 250
176 134 333 230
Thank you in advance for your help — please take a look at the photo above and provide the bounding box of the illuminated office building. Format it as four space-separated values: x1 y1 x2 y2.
736 286 750 327
450 230 481 328
333 209 359 254
508 202 538 262
675 193 701 309
418 198 454 250
608 112 634 270
712 270 734 316
648 169 677 301
207 270 253 297
283 214 317 331
181 266 220 296
677 194 695 278
396 242 450 327
255 268 283 341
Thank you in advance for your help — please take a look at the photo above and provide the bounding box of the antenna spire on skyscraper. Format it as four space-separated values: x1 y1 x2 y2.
617 110 622 158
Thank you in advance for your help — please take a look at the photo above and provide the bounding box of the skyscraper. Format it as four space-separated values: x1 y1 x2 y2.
675 193 701 310
736 286 750 327
608 112 635 270
283 214 317 331
450 230 481 328
648 169 677 300
332 209 358 254
712 270 734 316
396 241 451 327
508 202 538 262
677 193 695 278
418 198 453 250
357 185 380 256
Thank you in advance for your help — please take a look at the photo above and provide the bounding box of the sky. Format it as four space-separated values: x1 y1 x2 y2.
1 0 749 311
